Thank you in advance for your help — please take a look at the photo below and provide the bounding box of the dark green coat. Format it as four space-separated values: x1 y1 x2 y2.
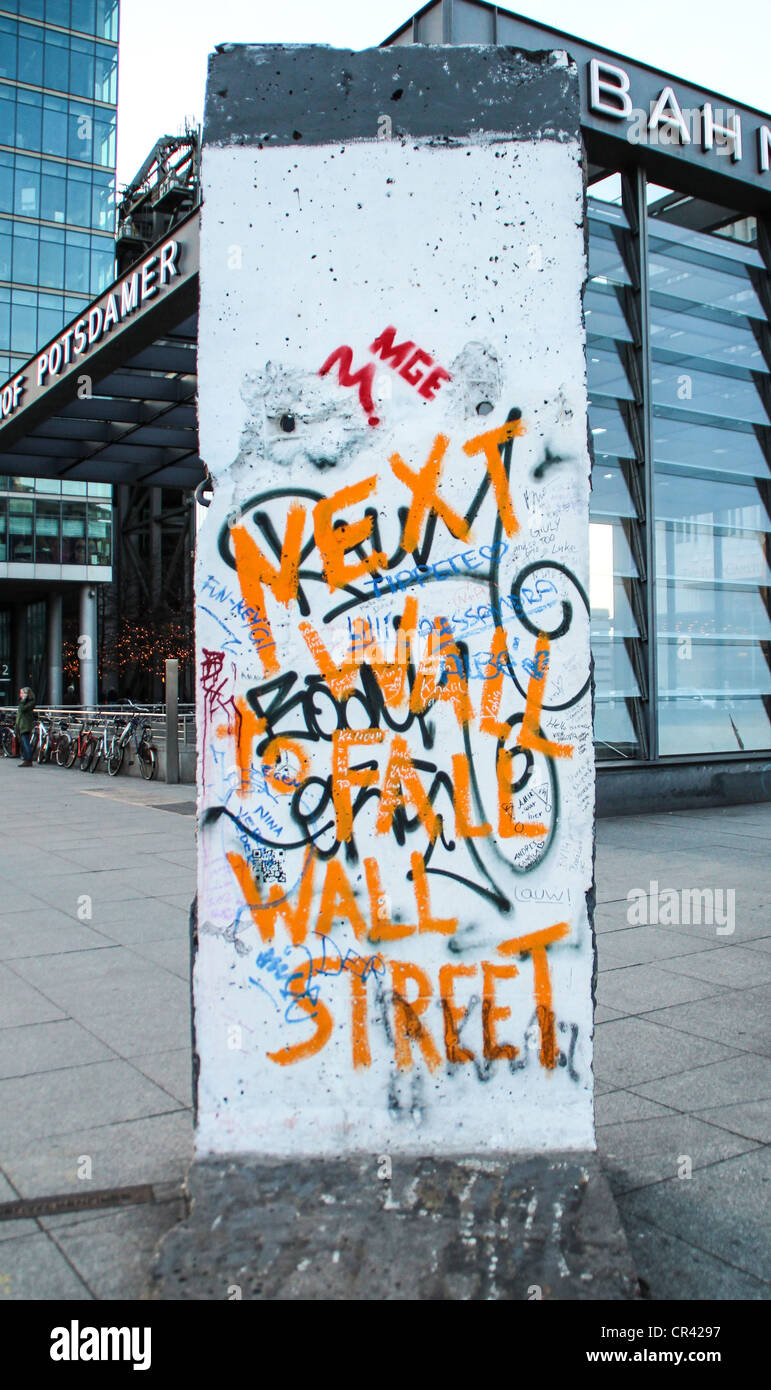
15 692 36 734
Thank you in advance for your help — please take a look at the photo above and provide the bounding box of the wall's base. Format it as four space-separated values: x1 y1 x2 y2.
146 1152 639 1301
597 758 771 818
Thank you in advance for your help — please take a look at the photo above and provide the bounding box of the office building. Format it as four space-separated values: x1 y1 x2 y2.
0 0 118 703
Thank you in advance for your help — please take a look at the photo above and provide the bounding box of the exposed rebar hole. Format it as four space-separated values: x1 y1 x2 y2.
279 414 296 433
476 400 494 416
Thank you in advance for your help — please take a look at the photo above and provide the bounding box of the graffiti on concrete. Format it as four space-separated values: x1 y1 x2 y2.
195 64 593 1155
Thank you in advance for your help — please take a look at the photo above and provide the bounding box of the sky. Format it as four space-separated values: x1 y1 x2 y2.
116 0 769 188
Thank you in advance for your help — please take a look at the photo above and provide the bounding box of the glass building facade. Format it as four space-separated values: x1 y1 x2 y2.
0 0 117 703
0 0 118 380
0 475 112 565
587 183 770 761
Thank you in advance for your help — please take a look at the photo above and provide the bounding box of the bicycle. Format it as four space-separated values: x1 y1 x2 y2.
87 718 122 775
106 710 157 780
60 719 98 771
41 716 70 766
0 715 16 758
52 717 82 767
55 717 73 766
32 714 53 764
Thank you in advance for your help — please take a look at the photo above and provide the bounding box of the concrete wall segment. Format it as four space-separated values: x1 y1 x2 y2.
194 44 594 1157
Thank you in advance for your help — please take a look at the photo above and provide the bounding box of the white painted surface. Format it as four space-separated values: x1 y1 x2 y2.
195 131 594 1156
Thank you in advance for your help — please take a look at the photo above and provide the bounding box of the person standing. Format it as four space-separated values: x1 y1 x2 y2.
15 687 36 766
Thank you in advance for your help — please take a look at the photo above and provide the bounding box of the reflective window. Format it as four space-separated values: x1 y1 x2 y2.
44 29 69 94
584 283 634 343
61 498 86 563
649 245 766 320
87 499 111 564
0 79 117 169
71 0 97 33
8 495 33 561
652 361 769 426
96 0 118 42
64 227 88 289
10 286 36 351
0 158 116 233
588 176 647 762
0 15 118 96
69 37 95 99
0 279 91 352
91 167 113 228
16 87 42 150
89 233 111 291
37 287 64 341
588 402 635 462
587 345 636 402
40 160 66 221
591 463 637 521
38 226 64 286
42 92 68 155
0 478 113 571
65 159 90 224
0 19 18 83
92 107 114 166
650 303 765 373
94 42 116 104
0 152 12 212
653 411 768 479
14 155 39 216
588 223 633 286
46 1 72 29
650 207 771 758
0 85 14 143
35 496 61 562
13 220 39 283
18 26 43 87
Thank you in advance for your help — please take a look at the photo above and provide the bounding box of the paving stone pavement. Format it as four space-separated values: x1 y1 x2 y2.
0 759 768 1299
0 761 195 1299
594 803 771 1301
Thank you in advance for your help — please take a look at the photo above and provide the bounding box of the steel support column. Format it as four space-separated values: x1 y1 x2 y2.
78 584 98 706
635 167 659 763
12 604 27 694
47 593 63 706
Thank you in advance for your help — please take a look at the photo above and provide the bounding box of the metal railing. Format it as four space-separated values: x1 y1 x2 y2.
0 704 197 749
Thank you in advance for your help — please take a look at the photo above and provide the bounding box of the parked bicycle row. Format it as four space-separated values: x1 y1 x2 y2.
0 705 157 780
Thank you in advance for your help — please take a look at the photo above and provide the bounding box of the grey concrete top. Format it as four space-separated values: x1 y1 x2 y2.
203 43 579 148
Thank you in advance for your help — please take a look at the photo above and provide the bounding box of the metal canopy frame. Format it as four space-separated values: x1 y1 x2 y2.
1 326 199 486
